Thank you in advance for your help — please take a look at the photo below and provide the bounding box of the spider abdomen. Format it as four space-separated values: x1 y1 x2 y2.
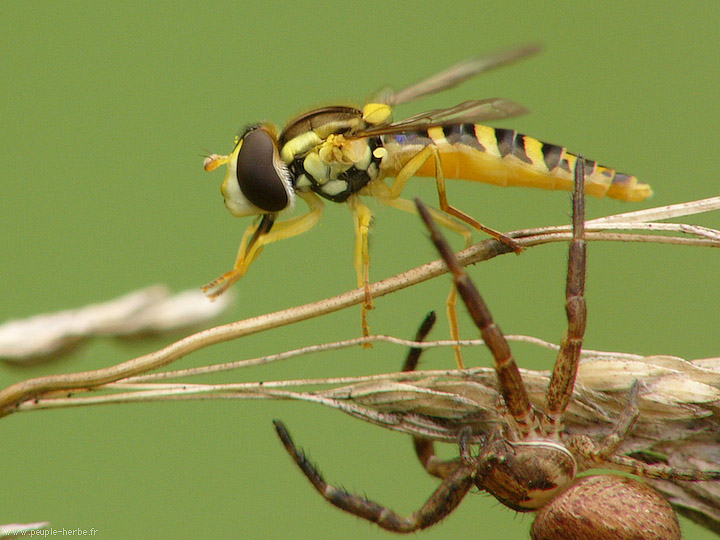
531 475 681 540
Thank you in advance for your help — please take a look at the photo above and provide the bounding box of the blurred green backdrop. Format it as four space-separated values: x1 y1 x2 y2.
2 1 718 538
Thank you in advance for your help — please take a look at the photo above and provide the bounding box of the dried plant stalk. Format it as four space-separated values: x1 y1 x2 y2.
0 286 235 361
1 196 719 534
13 348 720 533
1 196 718 416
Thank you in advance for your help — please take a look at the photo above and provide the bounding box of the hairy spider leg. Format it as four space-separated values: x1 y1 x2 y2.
416 198 538 437
543 158 587 434
273 420 475 533
568 381 720 482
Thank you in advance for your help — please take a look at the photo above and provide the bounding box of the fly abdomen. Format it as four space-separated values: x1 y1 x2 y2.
395 124 652 202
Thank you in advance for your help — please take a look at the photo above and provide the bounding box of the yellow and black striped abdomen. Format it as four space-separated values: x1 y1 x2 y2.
384 124 652 202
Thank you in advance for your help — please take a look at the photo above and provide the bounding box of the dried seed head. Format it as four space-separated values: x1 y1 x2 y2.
531 475 680 540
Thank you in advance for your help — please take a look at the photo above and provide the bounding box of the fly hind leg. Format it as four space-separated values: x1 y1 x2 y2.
387 145 522 253
378 144 521 368
372 193 470 368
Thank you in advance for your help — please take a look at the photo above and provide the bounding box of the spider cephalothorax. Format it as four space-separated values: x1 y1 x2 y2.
273 159 719 539
472 434 577 512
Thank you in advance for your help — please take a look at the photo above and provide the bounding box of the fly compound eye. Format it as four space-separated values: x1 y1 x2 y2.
235 128 293 213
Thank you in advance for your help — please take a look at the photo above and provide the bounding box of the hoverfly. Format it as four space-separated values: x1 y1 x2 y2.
202 44 652 353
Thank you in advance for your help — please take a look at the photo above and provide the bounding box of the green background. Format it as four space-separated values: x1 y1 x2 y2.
2 1 718 538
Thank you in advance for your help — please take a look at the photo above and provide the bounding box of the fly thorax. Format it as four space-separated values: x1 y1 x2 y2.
474 438 576 512
287 136 383 203
279 131 323 164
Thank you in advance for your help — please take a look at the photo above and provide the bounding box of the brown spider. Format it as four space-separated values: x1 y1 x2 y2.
273 160 720 539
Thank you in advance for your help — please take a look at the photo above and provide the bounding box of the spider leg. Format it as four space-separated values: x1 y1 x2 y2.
544 157 588 434
566 381 640 465
273 420 474 533
372 192 472 369
401 310 438 372
568 382 720 482
593 380 640 460
416 198 537 438
401 311 464 479
603 455 720 482
570 439 720 482
411 438 464 480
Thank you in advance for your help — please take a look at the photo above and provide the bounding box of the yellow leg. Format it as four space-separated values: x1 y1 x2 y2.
371 193 468 369
348 195 373 338
377 145 522 368
445 287 464 369
202 191 324 298
202 217 268 298
373 194 472 244
387 145 521 253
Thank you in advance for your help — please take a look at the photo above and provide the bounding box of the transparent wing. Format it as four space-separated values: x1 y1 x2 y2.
350 98 529 138
375 43 542 106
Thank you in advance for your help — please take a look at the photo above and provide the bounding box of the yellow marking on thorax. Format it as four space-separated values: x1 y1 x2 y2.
280 131 323 164
362 103 392 125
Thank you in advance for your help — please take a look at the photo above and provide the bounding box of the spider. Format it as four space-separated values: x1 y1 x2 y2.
273 160 720 539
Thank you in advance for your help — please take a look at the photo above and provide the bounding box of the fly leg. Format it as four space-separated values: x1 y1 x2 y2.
402 311 464 477
202 191 324 298
373 193 469 369
347 195 374 338
386 144 521 252
202 214 274 298
375 144 520 368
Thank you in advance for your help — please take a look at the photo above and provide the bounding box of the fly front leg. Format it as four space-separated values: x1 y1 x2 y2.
347 195 373 338
202 214 274 298
202 191 324 298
